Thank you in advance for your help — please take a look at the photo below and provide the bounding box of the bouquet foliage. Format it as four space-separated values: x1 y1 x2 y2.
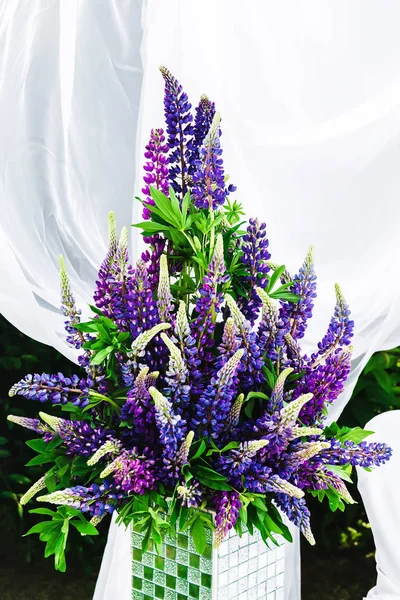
7 67 391 571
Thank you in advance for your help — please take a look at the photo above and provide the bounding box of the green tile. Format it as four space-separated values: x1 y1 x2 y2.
201 573 212 589
143 580 154 594
189 583 200 599
142 552 154 566
132 592 144 600
178 534 188 549
143 596 153 600
166 545 177 559
177 563 188 579
133 547 142 561
155 585 165 599
133 576 142 590
176 548 188 564
177 595 188 600
165 558 177 575
166 574 176 590
189 553 200 569
155 556 165 571
143 566 153 581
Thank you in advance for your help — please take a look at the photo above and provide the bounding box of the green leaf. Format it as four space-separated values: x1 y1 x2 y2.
191 517 207 554
244 391 269 403
45 473 57 493
90 346 114 366
26 439 48 453
26 453 57 467
24 522 58 536
133 221 171 234
327 464 353 483
192 466 228 481
71 520 99 536
194 475 232 491
266 265 287 293
29 508 57 517
8 473 31 485
269 291 300 303
191 440 207 461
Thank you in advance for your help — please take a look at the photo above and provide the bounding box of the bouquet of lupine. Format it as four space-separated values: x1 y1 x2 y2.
7 67 391 572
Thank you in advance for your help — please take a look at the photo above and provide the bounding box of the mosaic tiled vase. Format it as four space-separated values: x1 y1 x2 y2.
132 525 285 600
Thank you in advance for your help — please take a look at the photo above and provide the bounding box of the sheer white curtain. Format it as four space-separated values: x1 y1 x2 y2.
1 1 400 599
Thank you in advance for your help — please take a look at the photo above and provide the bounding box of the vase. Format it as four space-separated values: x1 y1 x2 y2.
132 525 285 600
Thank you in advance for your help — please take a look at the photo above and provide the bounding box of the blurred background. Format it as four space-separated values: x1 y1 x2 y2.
1 313 399 600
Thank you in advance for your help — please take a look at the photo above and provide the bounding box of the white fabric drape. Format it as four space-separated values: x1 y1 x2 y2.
1 1 400 599
357 411 400 599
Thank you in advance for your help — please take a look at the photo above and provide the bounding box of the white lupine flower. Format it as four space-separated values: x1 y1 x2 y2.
225 294 246 328
130 323 171 356
280 393 313 427
20 476 47 506
39 411 67 433
87 440 121 467
289 426 323 441
292 441 331 462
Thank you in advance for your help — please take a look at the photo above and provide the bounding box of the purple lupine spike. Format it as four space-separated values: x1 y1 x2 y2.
39 412 116 459
214 317 241 374
216 440 269 487
191 349 244 438
7 414 50 437
187 94 216 175
120 368 159 444
104 450 157 495
157 255 174 323
9 373 93 408
320 438 392 468
141 234 166 290
237 219 271 324
311 284 354 366
214 492 241 547
93 212 119 317
177 480 202 508
37 480 122 518
141 128 169 220
292 348 352 425
159 66 193 198
274 494 315 544
256 287 280 358
224 294 264 391
149 387 186 479
59 256 89 350
191 236 229 369
279 247 317 342
160 333 190 411
191 112 229 210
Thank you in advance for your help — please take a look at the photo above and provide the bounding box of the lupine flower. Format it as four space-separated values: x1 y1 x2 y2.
157 255 174 323
311 284 354 365
120 367 159 441
38 481 122 518
141 128 169 220
149 387 186 478
225 294 264 390
192 349 244 438
59 256 88 349
9 373 93 408
20 476 47 506
322 438 392 468
237 219 271 323
160 333 190 411
191 112 228 210
177 480 202 508
7 414 50 436
39 411 115 458
191 236 229 368
256 287 280 358
279 247 317 341
102 450 156 495
214 492 241 547
160 66 193 197
292 347 352 425
275 494 315 545
188 94 216 174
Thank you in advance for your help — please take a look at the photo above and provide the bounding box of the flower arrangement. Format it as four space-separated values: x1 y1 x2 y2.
7 67 391 572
